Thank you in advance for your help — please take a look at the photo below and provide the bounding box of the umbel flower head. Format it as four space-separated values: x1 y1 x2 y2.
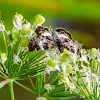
0 13 100 100
0 13 46 90
45 48 100 100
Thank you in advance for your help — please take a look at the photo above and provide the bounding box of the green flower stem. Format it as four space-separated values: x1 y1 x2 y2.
40 75 43 89
69 76 92 100
0 70 8 79
41 72 56 95
45 71 54 84
28 75 36 91
37 76 41 96
35 76 40 96
91 59 94 88
2 31 8 55
78 72 93 99
49 72 58 84
8 82 15 100
93 82 98 100
96 61 99 74
74 74 90 100
35 75 43 97
43 74 46 83
14 81 36 95
35 76 38 95
93 60 99 99
15 71 45 80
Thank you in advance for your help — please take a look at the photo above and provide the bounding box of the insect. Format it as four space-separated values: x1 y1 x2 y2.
28 26 81 56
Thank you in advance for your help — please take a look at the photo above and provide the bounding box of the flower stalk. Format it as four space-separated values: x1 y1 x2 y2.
8 81 15 100
2 31 8 55
14 81 36 95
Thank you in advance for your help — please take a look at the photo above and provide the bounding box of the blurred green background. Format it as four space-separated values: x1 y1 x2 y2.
0 0 100 100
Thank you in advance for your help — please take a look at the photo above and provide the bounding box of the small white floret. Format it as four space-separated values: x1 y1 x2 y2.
44 84 55 93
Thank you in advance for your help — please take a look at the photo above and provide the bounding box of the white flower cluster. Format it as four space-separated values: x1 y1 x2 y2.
45 48 61 74
13 54 22 65
13 48 23 65
0 22 5 31
44 84 55 93
12 13 33 39
13 14 23 30
46 48 100 98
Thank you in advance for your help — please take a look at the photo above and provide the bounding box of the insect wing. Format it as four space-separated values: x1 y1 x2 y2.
63 40 81 56
28 36 57 51
55 28 72 42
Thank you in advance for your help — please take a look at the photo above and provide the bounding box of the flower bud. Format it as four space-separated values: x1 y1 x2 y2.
59 75 69 83
13 14 23 21
59 75 65 82
21 22 31 35
17 14 23 21
63 49 70 54
91 48 98 55
21 28 31 35
66 65 72 73
35 14 45 24
67 69 72 74
47 59 58 68
61 53 69 62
